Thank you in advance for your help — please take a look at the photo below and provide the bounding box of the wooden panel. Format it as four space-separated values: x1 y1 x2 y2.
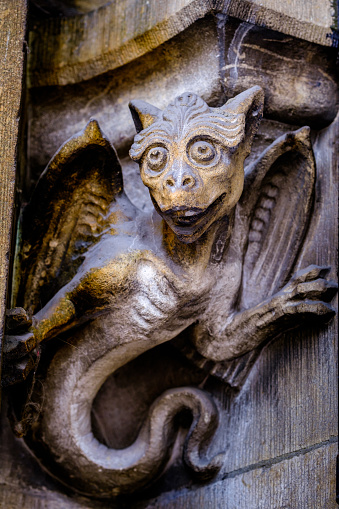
0 441 336 508
28 0 336 87
143 441 337 508
0 1 26 384
232 0 334 27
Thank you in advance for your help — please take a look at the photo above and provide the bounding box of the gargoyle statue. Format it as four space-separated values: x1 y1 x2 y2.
3 86 337 498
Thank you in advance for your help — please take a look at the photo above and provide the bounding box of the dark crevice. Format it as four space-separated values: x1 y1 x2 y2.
222 435 338 481
215 12 228 101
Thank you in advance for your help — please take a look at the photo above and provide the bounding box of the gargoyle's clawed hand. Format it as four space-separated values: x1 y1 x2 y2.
192 265 337 362
276 265 337 314
2 308 36 386
3 330 35 359
3 296 76 386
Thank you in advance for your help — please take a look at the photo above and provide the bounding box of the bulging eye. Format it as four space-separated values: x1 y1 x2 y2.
188 140 217 165
145 146 168 172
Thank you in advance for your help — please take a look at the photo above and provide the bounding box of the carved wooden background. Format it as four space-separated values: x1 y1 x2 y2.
0 1 337 507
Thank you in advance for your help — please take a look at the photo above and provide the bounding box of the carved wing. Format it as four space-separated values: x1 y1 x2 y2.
15 119 124 315
237 126 315 309
178 127 316 389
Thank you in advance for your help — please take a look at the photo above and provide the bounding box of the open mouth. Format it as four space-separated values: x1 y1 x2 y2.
171 208 209 226
164 193 226 230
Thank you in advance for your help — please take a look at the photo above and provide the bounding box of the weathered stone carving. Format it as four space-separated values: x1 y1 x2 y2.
3 86 337 498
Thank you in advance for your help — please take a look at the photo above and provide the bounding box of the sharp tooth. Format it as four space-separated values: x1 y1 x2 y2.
184 210 198 217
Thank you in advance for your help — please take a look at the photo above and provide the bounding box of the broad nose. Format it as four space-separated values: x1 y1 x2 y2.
164 171 196 191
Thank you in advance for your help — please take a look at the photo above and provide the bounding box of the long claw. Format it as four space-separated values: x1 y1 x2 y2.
3 332 36 360
292 278 338 302
290 265 331 284
5 307 31 334
286 300 335 320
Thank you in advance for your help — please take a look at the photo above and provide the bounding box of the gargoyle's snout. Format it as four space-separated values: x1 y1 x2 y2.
162 159 199 193
155 162 202 212
164 171 196 192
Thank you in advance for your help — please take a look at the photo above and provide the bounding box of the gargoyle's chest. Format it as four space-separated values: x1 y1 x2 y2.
83 250 212 342
132 257 213 332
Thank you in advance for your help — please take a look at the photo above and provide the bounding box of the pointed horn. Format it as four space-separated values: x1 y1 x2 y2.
129 100 162 133
221 86 264 116
220 86 264 154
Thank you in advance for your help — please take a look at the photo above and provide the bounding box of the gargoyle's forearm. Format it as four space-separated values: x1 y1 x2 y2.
32 271 115 344
193 268 337 362
33 296 77 344
3 296 77 361
192 302 278 362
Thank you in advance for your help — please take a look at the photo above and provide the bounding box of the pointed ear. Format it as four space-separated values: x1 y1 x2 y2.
221 86 264 154
129 100 162 133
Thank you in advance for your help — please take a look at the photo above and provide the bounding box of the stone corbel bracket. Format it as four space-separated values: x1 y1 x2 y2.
28 0 337 88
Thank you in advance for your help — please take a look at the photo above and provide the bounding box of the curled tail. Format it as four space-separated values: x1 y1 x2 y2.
26 319 223 498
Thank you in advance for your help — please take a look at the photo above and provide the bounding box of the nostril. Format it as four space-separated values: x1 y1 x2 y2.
166 178 174 187
182 176 194 188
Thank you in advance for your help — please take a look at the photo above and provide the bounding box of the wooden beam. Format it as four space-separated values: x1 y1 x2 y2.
0 1 27 387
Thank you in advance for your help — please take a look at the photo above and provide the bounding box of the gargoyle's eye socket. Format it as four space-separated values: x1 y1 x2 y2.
145 146 168 173
188 140 217 166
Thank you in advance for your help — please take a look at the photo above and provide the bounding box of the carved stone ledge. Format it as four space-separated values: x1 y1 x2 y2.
28 0 336 87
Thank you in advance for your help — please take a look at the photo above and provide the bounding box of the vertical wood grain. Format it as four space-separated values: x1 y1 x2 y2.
0 1 27 386
141 442 337 509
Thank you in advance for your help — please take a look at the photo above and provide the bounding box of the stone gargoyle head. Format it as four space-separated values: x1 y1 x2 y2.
129 86 264 242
